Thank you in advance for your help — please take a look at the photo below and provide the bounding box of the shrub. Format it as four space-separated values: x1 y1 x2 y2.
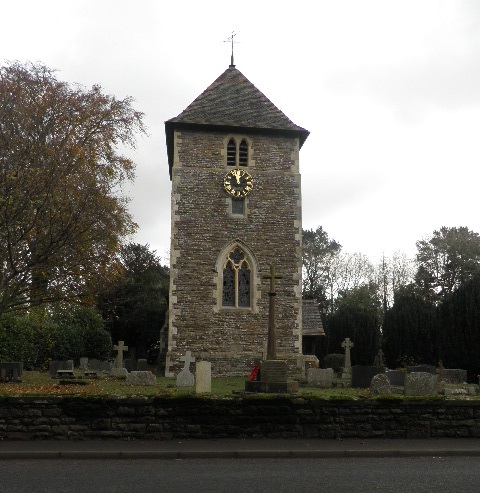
50 305 112 362
0 305 112 369
323 353 345 373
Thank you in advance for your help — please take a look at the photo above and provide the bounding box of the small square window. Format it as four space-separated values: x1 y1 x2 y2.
232 198 244 215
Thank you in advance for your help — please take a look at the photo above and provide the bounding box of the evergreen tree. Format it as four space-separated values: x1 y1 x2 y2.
97 243 169 358
439 276 480 377
382 285 438 368
324 284 381 366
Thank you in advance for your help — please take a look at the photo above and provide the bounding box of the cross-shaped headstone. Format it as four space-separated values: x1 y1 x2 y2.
341 337 354 374
113 341 128 369
377 348 384 366
180 351 195 372
263 265 283 360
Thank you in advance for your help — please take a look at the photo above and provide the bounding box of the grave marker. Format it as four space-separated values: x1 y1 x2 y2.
176 351 195 387
113 341 128 369
307 368 333 388
196 361 212 393
341 338 354 378
404 372 437 396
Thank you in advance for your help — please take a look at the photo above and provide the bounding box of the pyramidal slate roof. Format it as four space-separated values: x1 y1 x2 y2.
302 299 325 337
165 65 309 176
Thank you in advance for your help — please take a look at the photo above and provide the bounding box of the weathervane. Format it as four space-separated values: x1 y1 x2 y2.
224 31 239 67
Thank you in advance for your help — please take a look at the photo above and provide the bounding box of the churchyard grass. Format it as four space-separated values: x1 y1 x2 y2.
0 371 476 399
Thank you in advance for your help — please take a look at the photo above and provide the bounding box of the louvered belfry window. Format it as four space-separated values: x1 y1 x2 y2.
227 139 236 166
226 138 249 166
222 247 251 308
239 139 248 166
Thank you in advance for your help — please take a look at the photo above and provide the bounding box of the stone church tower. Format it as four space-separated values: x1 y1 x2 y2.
164 64 309 377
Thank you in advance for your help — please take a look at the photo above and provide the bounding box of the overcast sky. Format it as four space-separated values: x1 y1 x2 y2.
2 1 480 265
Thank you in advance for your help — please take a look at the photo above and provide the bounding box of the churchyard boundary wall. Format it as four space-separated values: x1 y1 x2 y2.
2 396 480 440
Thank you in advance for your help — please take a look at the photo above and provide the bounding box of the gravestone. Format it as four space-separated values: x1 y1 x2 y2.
351 365 385 388
386 370 405 386
125 371 156 386
89 359 112 372
124 358 137 372
110 341 129 378
79 357 88 370
404 372 437 396
374 348 385 367
307 368 333 388
113 341 128 368
370 373 392 395
0 362 23 382
440 369 467 384
137 359 148 371
196 361 212 393
176 351 195 387
48 360 73 377
341 338 354 378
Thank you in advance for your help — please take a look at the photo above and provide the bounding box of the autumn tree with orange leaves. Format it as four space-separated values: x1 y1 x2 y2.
0 61 146 314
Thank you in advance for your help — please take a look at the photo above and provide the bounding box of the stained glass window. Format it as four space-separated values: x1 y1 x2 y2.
222 247 251 308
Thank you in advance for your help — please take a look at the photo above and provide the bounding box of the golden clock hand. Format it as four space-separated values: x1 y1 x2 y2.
231 169 240 184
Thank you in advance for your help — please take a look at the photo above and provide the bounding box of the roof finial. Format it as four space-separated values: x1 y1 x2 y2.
224 31 239 68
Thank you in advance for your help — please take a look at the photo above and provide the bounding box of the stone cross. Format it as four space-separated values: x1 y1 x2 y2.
341 337 354 376
180 351 195 372
113 341 128 369
377 348 384 366
263 265 283 360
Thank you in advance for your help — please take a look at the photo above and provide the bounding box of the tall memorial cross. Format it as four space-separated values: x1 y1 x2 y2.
263 265 283 360
180 351 195 372
341 337 354 374
113 341 128 369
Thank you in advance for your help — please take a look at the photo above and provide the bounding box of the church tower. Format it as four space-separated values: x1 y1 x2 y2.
164 64 309 377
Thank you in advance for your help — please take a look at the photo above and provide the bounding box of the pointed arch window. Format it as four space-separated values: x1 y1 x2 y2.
239 139 248 166
227 139 236 166
222 247 251 307
225 137 249 167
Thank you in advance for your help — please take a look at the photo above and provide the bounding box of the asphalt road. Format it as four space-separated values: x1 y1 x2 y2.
1 457 480 493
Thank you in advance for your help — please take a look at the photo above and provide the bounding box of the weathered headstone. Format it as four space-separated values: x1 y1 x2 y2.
370 373 392 395
374 348 385 367
113 341 128 369
351 365 385 388
440 369 467 384
0 362 23 382
196 361 212 393
176 351 195 387
125 371 156 386
307 368 334 388
404 372 437 396
341 338 354 378
110 341 129 378
48 360 73 377
386 370 405 386
79 357 89 370
137 359 148 371
89 359 112 372
124 358 137 372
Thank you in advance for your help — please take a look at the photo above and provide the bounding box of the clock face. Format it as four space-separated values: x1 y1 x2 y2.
224 169 254 198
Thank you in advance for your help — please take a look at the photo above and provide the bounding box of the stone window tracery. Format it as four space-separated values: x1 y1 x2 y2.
222 247 251 308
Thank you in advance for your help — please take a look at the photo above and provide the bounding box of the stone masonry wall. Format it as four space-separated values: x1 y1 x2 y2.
1 397 480 440
167 129 303 377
